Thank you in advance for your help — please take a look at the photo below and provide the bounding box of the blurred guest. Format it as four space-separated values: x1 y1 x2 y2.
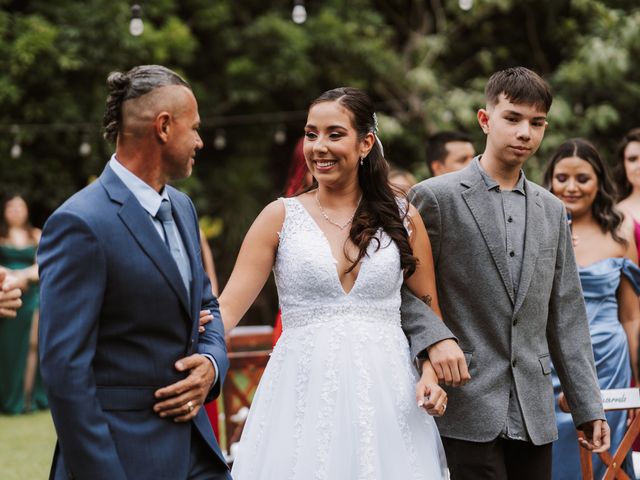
544 138 640 479
426 131 475 177
272 137 313 346
615 128 640 254
0 195 48 413
0 268 23 318
388 165 417 194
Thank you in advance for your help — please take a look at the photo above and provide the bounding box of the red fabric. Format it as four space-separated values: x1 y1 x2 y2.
284 138 310 197
273 310 283 347
204 399 220 441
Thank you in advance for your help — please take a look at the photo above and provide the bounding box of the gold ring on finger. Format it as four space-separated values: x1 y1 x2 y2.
187 400 194 412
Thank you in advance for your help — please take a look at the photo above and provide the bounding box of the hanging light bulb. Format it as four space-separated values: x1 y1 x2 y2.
274 125 287 145
292 0 307 24
79 139 92 157
10 142 22 159
10 125 21 159
129 4 144 36
214 129 227 150
458 0 473 10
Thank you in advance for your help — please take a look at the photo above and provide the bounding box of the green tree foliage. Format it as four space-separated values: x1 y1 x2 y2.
1 0 639 323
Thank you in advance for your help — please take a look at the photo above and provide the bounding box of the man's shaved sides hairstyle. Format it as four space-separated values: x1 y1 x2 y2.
103 65 191 143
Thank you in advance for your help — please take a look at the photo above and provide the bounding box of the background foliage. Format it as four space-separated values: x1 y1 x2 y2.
1 0 639 324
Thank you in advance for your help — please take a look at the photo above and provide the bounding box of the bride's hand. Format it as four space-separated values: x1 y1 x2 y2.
199 309 213 333
416 361 448 417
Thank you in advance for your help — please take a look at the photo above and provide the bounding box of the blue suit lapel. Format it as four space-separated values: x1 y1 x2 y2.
99 165 191 315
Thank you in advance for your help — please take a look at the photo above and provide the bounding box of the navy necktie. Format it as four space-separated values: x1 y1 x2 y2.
156 199 191 296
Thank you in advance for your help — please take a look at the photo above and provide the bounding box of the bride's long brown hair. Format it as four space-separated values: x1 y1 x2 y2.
304 87 417 277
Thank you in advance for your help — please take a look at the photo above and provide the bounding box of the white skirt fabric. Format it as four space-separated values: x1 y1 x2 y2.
230 315 447 480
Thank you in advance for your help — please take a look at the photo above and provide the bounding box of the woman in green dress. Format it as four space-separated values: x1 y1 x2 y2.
0 195 47 413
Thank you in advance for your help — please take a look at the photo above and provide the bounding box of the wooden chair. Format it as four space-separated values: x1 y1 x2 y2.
565 388 640 480
222 325 273 458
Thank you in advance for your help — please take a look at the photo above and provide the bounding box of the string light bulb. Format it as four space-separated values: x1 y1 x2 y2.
274 125 287 145
79 139 91 157
10 125 21 159
292 0 307 24
10 142 21 159
458 0 473 10
214 129 227 150
129 4 144 36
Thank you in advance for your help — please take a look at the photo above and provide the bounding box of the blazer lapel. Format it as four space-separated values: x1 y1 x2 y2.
461 173 515 305
100 166 191 314
513 182 543 315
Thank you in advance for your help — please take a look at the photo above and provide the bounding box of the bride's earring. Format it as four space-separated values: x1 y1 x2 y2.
360 155 364 166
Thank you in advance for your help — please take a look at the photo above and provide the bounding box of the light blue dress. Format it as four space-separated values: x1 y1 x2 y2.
551 257 640 479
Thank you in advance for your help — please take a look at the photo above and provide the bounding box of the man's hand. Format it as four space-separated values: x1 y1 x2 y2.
579 419 610 453
0 269 23 318
426 339 470 387
153 354 215 422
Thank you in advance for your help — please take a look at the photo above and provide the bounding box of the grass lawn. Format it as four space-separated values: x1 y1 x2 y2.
0 410 56 479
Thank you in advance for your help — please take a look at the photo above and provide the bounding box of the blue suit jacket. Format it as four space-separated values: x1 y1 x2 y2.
38 165 230 480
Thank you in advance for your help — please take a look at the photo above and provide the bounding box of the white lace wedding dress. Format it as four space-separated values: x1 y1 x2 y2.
231 197 447 480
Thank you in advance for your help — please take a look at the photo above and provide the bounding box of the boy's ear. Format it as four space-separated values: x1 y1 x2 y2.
477 109 490 134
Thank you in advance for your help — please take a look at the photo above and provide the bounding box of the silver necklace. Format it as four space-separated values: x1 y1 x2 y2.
315 190 361 230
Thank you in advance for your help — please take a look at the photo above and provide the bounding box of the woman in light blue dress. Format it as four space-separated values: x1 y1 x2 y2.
544 138 640 479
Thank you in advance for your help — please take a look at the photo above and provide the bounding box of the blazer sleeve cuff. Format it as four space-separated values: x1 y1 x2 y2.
571 403 606 429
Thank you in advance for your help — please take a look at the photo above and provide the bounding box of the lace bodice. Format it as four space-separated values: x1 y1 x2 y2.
274 197 404 330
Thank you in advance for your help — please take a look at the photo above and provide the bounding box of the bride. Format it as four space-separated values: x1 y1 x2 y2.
219 87 448 479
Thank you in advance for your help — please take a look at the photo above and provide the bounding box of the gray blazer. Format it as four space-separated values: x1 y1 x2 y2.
403 160 604 445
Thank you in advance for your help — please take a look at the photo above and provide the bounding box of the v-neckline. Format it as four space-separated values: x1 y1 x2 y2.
292 197 365 296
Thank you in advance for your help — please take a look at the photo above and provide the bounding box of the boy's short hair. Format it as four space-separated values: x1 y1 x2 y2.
485 67 552 113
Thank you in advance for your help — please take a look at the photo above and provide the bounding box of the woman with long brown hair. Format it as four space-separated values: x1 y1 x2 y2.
219 87 448 478
543 139 640 479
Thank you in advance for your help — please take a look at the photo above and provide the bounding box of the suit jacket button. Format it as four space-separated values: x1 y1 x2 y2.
512 318 518 326
512 359 517 368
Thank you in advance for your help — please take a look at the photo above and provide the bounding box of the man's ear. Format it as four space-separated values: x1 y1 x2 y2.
430 161 443 177
155 111 172 144
477 109 490 135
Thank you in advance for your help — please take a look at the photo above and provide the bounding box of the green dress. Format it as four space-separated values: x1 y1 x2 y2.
0 243 48 413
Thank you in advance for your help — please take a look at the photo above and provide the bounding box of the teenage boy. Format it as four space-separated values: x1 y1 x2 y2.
406 67 608 479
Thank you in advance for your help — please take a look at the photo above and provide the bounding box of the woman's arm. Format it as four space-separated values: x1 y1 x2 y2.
218 200 284 333
619 276 640 384
403 204 442 318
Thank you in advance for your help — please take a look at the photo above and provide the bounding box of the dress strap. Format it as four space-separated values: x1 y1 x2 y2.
395 197 413 236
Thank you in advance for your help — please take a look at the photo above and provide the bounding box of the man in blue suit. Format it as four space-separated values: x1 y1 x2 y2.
38 65 230 480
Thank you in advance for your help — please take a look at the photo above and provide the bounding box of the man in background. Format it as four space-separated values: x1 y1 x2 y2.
426 130 475 177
